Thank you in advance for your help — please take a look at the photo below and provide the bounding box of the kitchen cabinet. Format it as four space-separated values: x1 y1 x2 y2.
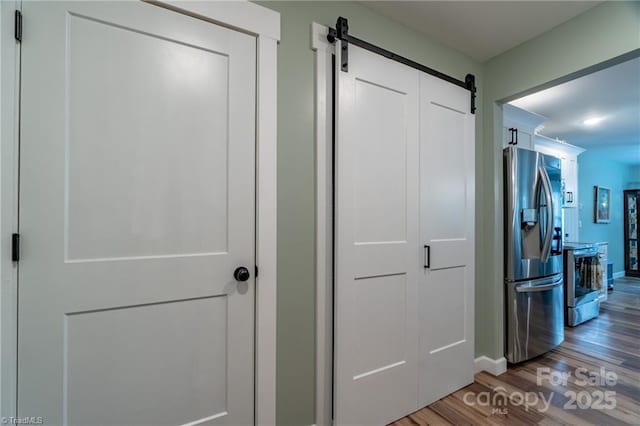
596 242 608 301
562 208 580 243
561 157 578 207
535 135 585 207
502 104 546 150
535 135 585 242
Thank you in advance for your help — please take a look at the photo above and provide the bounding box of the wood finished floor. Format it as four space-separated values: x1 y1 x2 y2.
392 277 640 425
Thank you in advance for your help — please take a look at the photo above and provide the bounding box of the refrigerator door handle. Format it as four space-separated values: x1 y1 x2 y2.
539 165 554 263
515 279 562 293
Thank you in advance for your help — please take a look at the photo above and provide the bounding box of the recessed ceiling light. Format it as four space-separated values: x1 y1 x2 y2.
583 116 605 126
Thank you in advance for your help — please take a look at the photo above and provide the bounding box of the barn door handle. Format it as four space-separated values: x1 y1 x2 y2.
424 245 431 269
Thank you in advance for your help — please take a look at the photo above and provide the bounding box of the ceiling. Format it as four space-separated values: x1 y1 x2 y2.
361 1 601 62
355 1 638 164
510 57 640 165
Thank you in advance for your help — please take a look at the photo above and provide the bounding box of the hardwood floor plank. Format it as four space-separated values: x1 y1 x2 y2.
429 398 493 426
390 278 640 425
409 407 453 426
391 417 420 426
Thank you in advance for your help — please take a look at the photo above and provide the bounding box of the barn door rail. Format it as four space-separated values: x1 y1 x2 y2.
327 16 477 114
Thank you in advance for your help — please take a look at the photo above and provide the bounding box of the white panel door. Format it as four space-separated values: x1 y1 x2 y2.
18 2 256 425
419 75 475 406
334 43 420 426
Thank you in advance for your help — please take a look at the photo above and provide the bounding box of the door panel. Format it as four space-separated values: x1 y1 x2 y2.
18 2 256 425
334 43 420 426
65 297 228 426
65 12 231 260
353 79 408 243
419 75 475 407
424 268 466 350
352 274 408 379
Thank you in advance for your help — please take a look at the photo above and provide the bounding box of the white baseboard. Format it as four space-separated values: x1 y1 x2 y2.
613 271 625 279
474 356 507 376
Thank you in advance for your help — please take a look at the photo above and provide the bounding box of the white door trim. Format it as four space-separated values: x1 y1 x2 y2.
311 23 334 426
0 2 279 425
0 0 21 418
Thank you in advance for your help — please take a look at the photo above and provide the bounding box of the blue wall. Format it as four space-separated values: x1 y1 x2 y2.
578 150 637 273
628 165 640 188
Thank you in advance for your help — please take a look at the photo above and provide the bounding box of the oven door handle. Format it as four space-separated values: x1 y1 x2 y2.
516 280 562 293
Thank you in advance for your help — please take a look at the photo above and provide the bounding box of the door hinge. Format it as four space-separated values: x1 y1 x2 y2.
255 265 259 278
14 10 22 43
11 233 20 262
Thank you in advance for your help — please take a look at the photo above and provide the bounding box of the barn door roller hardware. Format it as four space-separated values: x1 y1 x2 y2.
327 16 477 114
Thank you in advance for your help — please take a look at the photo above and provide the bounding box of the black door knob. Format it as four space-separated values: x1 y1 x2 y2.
234 266 250 282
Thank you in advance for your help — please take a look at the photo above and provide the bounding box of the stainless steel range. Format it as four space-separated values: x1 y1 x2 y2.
563 243 602 326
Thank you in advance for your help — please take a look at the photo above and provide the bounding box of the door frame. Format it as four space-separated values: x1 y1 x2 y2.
0 2 280 424
311 22 334 426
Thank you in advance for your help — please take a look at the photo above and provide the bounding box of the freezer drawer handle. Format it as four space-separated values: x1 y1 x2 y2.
516 280 562 293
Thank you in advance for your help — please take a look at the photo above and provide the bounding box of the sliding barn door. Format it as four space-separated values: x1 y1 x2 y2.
334 43 420 426
334 42 475 425
419 75 475 406
18 2 256 425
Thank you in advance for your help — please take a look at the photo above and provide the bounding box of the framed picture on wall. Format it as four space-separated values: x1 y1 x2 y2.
594 186 611 223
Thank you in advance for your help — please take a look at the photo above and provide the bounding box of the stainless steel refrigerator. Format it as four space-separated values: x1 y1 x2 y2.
504 146 564 363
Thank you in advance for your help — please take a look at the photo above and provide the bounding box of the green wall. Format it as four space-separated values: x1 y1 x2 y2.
479 1 640 360
629 165 640 187
254 2 483 424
